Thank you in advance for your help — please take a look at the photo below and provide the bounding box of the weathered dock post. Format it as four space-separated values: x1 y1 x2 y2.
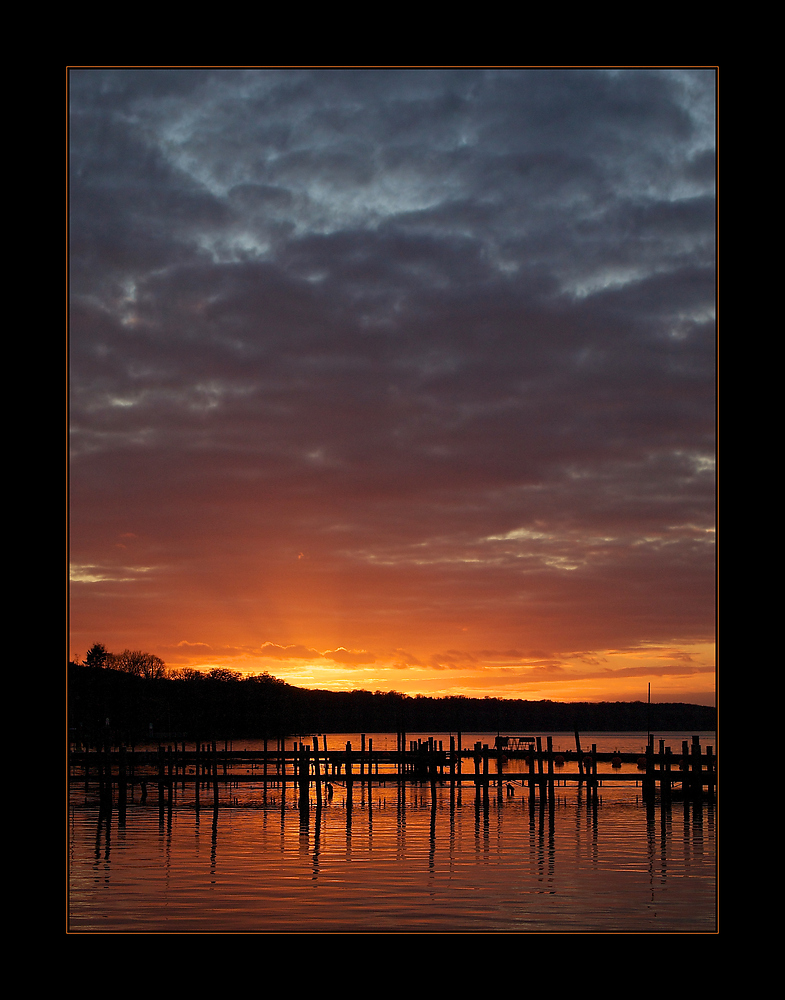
279 742 287 811
212 741 219 810
681 740 689 797
574 731 584 786
642 738 655 823
114 746 126 825
167 746 174 809
706 745 715 802
430 741 437 808
536 737 544 798
97 741 105 811
299 744 310 820
194 740 200 812
546 736 555 800
662 746 672 800
691 736 702 801
643 742 655 801
107 740 116 815
313 737 322 808
157 745 165 817
97 742 106 813
345 741 353 806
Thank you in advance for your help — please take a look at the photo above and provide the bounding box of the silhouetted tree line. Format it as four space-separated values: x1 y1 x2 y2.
83 642 168 680
68 652 716 744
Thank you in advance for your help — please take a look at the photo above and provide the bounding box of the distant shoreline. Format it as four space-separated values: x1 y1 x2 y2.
68 664 716 742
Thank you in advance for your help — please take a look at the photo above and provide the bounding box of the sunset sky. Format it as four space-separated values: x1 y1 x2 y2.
69 68 716 704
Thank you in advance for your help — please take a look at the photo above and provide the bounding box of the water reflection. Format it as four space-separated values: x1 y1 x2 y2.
70 733 716 933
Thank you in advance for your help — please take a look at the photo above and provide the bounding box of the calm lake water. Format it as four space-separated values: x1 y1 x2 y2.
68 731 716 934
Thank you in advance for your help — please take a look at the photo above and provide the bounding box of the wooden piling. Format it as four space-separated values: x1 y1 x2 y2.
167 746 173 808
313 738 322 807
118 746 127 824
157 745 165 813
536 736 544 796
299 744 310 817
644 743 654 801
574 731 584 786
546 736 554 799
662 746 672 800
212 741 219 809
691 736 702 801
681 740 689 796
194 740 200 811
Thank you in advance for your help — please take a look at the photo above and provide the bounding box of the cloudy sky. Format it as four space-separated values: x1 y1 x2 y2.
69 68 716 703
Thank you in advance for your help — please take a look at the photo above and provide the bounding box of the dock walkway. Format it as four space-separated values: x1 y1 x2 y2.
69 734 715 808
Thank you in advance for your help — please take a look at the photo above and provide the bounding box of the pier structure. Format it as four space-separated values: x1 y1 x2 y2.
70 733 715 813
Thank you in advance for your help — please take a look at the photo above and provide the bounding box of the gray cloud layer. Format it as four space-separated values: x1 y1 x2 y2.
70 69 715 661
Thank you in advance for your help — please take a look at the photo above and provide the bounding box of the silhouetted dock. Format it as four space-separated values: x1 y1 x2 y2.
69 732 715 814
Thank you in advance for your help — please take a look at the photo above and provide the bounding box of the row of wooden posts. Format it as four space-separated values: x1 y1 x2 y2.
71 732 714 815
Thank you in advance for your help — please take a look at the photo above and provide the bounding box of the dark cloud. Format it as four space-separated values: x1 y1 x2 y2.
69 69 715 695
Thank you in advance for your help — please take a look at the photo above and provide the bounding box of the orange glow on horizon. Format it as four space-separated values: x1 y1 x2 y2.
69 625 715 706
